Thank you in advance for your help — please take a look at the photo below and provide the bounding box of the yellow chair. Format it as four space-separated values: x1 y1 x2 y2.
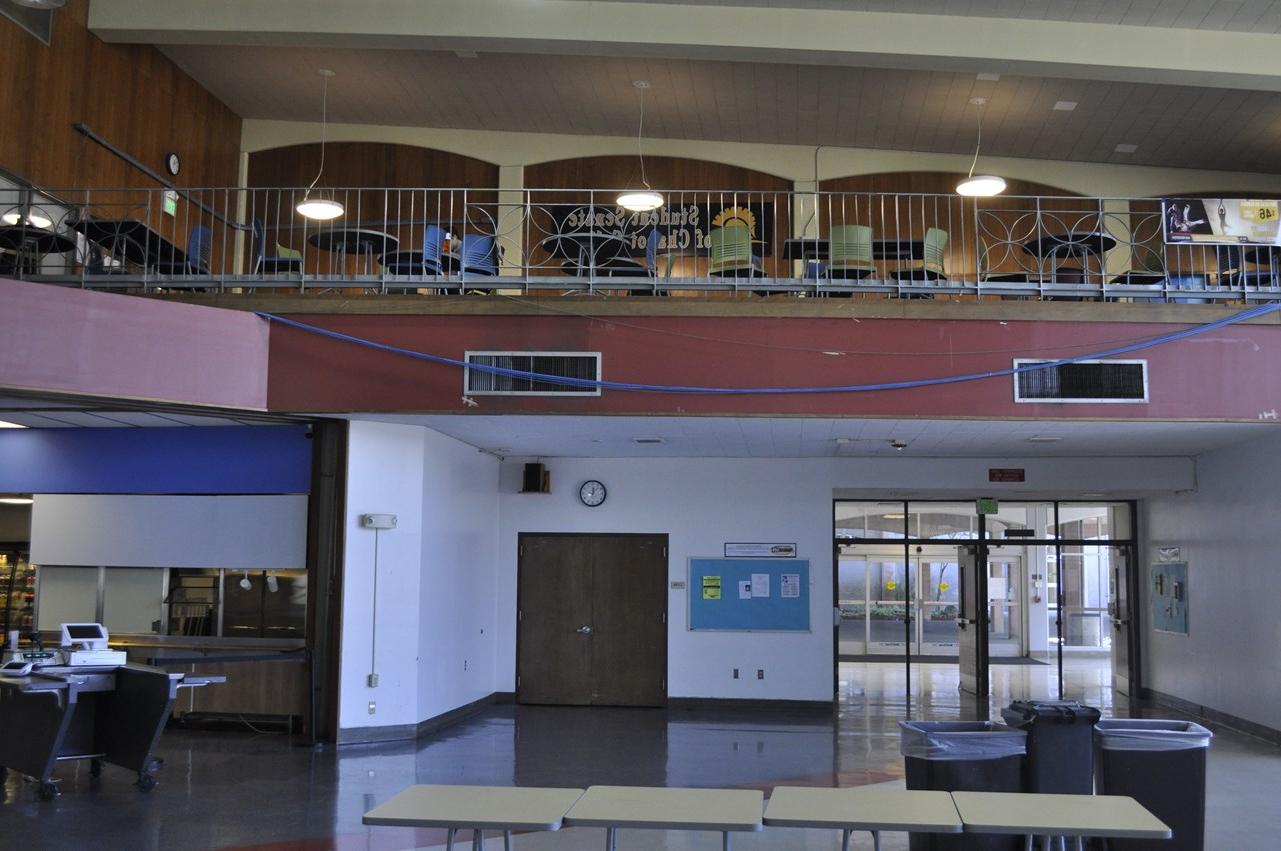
708 224 762 278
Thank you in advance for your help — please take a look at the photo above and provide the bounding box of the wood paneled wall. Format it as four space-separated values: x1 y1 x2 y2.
0 1 241 192
819 171 1089 279
246 143 499 275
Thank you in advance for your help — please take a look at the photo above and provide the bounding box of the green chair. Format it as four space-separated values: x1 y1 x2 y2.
894 227 948 281
826 224 875 279
708 224 762 278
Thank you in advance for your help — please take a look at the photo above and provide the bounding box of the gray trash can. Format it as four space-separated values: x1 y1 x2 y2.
1001 700 1101 794
900 720 1026 851
1094 719 1213 851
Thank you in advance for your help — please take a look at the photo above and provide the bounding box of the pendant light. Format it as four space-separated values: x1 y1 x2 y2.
616 81 664 213
296 69 345 220
956 96 1006 197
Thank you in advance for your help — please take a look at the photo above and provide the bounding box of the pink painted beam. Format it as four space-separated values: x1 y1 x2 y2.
0 278 268 410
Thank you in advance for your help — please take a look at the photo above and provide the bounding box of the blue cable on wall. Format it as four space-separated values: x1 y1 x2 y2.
258 302 1281 396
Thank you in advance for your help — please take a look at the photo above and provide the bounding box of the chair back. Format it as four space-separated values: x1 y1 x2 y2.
422 224 446 270
644 228 660 273
460 234 498 275
251 219 268 265
188 225 212 272
710 224 752 270
828 224 874 273
277 244 303 261
923 227 948 275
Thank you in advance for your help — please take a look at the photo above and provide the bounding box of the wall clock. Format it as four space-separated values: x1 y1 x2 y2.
579 480 607 507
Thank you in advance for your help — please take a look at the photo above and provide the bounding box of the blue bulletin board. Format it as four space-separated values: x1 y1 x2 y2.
688 558 810 631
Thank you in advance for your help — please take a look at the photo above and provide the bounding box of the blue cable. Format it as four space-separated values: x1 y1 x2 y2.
258 302 1281 395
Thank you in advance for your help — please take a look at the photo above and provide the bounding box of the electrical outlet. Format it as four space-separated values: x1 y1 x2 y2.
757 669 764 680
733 668 739 679
367 701 376 715
464 659 468 672
367 673 379 688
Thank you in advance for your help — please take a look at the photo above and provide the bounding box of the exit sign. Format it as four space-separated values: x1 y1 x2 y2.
976 497 999 515
988 468 1026 483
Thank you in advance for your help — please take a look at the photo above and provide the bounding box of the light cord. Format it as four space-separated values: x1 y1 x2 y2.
306 73 330 195
967 102 983 180
637 84 651 190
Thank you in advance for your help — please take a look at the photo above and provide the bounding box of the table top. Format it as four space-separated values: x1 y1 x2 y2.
0 226 77 254
763 787 962 833
563 785 763 832
1022 232 1117 258
539 231 629 260
951 792 1171 839
308 228 399 254
363 784 585 831
145 647 307 665
71 218 184 264
1243 245 1280 265
781 238 923 260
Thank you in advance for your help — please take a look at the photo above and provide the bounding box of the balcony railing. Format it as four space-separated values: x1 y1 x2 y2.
0 185 1272 303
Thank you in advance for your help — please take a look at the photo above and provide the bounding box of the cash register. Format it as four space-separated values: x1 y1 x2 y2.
58 622 127 667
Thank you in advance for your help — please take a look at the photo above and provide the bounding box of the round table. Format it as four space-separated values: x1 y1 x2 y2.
539 231 631 273
1021 232 1118 291
308 227 399 274
0 226 77 276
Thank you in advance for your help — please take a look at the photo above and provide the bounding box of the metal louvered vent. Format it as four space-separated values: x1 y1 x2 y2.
1014 359 1148 403
465 351 602 396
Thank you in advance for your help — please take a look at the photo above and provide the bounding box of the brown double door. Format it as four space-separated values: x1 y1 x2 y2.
517 533 667 707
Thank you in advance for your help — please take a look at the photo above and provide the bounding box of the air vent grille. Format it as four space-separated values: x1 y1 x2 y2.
1014 359 1148 403
465 351 601 396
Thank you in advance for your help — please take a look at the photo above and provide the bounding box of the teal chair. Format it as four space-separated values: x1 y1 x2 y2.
708 224 762 278
823 224 875 298
895 227 948 281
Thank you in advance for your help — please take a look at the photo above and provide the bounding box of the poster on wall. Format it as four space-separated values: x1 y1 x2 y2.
1163 198 1281 245
1150 561 1189 635
546 200 777 258
725 542 796 558
688 558 809 631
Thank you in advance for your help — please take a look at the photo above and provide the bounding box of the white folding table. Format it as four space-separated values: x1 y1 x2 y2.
361 783 585 850
951 791 1172 851
764 786 963 851
562 784 763 851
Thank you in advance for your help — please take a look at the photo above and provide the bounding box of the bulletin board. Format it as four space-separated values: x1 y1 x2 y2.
688 558 810 631
1151 561 1189 635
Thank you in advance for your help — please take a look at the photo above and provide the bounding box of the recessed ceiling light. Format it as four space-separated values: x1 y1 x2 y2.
834 437 853 445
1053 101 1078 112
976 72 1001 81
454 50 478 59
1114 143 1138 153
0 497 34 505
1026 435 1063 443
969 96 988 107
632 437 664 444
0 420 28 429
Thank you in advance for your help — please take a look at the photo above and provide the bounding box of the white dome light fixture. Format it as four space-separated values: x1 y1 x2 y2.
956 97 1006 198
11 0 66 8
616 81 664 213
2 210 53 229
297 69 345 221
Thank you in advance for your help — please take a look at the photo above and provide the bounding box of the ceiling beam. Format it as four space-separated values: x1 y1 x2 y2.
89 0 1281 92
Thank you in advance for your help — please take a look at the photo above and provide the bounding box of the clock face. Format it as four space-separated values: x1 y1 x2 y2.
579 480 607 507
166 152 180 176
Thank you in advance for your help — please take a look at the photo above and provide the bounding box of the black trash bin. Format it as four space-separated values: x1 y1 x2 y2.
899 720 1026 851
1000 699 1101 794
1094 719 1213 851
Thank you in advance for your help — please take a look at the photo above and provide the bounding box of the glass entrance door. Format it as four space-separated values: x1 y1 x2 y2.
837 546 961 657
986 551 1025 657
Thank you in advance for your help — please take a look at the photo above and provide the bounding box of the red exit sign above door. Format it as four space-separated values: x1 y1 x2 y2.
988 468 1026 483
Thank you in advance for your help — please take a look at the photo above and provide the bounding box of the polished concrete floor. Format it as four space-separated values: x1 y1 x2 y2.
3 659 1277 850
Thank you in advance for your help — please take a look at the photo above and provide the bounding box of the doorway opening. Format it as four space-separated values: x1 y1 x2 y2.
833 500 1137 716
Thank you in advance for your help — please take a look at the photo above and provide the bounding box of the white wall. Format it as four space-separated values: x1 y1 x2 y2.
496 455 1194 702
338 420 501 736
30 494 307 568
1142 430 1281 732
417 427 500 722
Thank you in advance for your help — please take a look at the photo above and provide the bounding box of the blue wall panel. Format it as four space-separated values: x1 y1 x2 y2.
689 558 809 631
0 426 311 494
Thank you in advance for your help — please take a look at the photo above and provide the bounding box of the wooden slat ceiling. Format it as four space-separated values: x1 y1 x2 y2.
563 0 1281 33
164 45 1281 173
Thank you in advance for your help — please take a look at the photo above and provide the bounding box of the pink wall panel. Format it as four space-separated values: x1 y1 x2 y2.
0 278 269 409
266 311 1281 421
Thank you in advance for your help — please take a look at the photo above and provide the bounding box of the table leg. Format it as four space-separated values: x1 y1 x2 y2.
871 830 881 851
504 830 512 851
722 831 731 851
446 827 455 851
605 826 616 851
1024 836 1034 851
474 828 485 850
841 828 851 851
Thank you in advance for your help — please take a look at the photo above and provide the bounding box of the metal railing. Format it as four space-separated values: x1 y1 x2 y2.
0 184 1273 303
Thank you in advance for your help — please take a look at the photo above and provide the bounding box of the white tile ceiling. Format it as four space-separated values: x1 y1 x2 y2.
0 395 286 428
566 1 1281 32
163 46 1281 174
354 414 1279 458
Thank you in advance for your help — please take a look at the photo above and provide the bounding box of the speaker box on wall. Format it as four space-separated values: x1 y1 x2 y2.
522 462 550 493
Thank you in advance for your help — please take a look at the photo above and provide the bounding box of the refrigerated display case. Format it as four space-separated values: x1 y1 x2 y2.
0 546 35 637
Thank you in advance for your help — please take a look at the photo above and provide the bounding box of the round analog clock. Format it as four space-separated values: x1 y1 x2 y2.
579 479 607 507
165 152 181 176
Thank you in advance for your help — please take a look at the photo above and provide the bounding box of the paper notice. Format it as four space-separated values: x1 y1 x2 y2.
781 574 800 598
738 580 753 599
988 576 1008 601
751 573 770 597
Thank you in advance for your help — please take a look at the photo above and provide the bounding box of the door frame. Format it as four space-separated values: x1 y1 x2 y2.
515 532 669 705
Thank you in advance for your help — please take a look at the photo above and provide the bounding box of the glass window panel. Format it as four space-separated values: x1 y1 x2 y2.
166 568 219 637
870 560 908 601
36 566 98 629
1057 503 1132 541
102 568 164 635
834 502 906 539
914 503 977 539
837 555 866 603
868 603 907 644
985 502 1056 539
922 560 960 604
223 569 307 639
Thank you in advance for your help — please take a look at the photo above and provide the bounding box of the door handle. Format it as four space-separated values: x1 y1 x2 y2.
576 625 593 634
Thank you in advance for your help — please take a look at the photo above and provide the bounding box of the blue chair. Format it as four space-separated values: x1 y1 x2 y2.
252 219 302 275
459 234 498 277
155 225 211 275
380 225 445 276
